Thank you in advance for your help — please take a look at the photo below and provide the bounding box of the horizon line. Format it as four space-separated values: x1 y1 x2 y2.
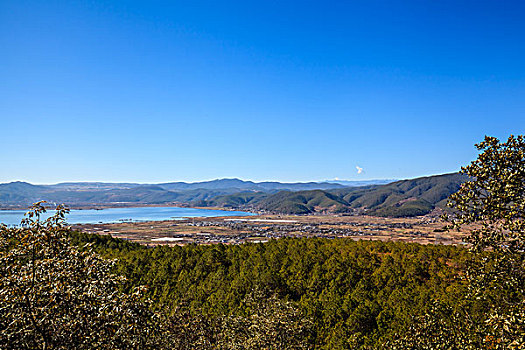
1 173 461 186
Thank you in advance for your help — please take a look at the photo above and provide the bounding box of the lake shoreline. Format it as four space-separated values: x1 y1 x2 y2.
0 206 256 226
0 202 255 213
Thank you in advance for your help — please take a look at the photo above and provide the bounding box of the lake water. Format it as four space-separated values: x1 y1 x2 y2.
0 206 255 226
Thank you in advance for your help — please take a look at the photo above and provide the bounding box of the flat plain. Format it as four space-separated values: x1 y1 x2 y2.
72 212 470 246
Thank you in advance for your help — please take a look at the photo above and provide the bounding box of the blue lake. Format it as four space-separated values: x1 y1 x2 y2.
0 206 256 226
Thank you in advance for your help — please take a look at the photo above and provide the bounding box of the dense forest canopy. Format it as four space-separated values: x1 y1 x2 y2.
1 135 524 349
72 231 472 349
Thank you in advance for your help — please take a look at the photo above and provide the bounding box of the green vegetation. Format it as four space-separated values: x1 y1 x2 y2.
372 199 433 217
0 203 158 349
332 172 467 217
0 174 465 218
204 173 467 216
253 190 350 214
72 230 470 349
1 204 313 350
1 135 523 349
200 191 267 208
0 179 344 208
393 135 525 349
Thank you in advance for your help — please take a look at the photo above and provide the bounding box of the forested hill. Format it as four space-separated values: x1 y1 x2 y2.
158 179 348 191
0 174 467 217
202 173 469 217
72 233 471 349
0 179 345 207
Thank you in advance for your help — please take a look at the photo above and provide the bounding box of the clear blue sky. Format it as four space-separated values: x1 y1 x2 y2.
1 1 524 184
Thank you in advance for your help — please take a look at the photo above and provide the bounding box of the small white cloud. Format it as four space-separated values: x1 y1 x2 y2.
334 177 340 180
356 166 363 174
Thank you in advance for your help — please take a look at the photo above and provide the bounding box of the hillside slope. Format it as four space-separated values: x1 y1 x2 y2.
0 174 468 217
247 190 349 214
159 178 345 192
0 179 344 207
202 173 468 216
336 173 468 216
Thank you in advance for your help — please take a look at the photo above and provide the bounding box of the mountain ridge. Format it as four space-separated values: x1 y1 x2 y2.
201 173 468 217
0 174 468 217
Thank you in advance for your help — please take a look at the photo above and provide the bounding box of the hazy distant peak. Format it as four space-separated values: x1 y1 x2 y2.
326 179 397 187
0 181 38 188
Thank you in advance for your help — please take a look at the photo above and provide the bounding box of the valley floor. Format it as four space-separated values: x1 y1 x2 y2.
72 213 469 246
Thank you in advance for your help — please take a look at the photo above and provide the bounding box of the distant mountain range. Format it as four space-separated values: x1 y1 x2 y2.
158 179 346 192
0 174 468 217
0 179 346 208
325 179 396 186
201 173 468 217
